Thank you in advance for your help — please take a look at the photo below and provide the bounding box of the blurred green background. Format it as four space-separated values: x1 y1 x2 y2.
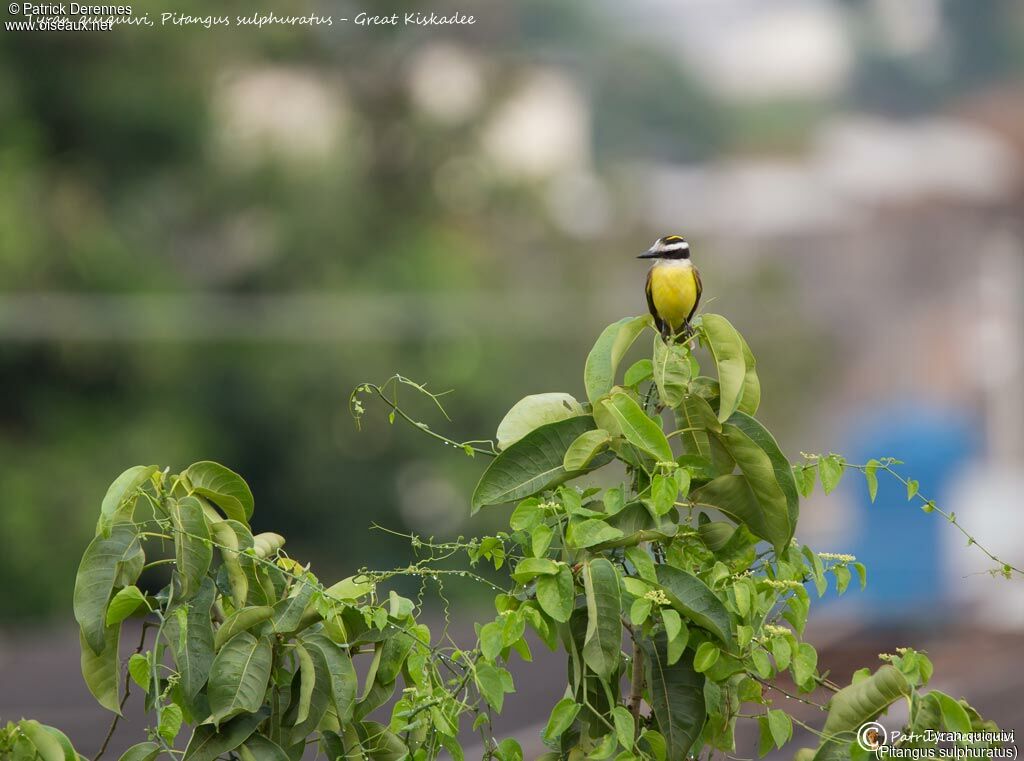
2 0 1024 626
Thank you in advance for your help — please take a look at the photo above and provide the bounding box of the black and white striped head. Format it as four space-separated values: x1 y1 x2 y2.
638 235 690 260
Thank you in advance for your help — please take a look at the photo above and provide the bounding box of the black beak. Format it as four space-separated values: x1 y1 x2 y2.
637 247 659 259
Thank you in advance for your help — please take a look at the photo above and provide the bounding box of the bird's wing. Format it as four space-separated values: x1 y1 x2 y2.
645 269 665 335
688 265 703 323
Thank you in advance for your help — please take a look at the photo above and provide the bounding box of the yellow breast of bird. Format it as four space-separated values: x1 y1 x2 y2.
650 260 698 329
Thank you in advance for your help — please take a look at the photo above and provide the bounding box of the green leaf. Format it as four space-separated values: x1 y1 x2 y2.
117 742 161 761
693 642 719 673
585 316 650 403
239 735 290 761
794 466 816 498
74 524 139 654
674 394 720 464
324 574 375 602
97 465 157 533
604 392 673 462
582 559 622 680
624 358 654 387
864 459 880 503
542 698 580 741
472 416 607 511
652 338 691 408
933 692 972 733
655 565 733 646
814 666 911 756
716 419 796 554
630 597 652 626
690 475 792 556
207 631 273 724
163 577 217 700
736 333 761 416
480 621 503 661
642 633 706 761
766 709 792 749
906 479 919 500
792 643 818 688
105 585 148 626
127 654 150 693
567 518 624 549
612 705 636 750
209 520 250 608
18 721 65 761
626 546 657 583
215 606 275 651
183 709 269 761
852 562 867 590
511 557 559 583
771 636 791 670
294 643 316 724
269 583 315 634
532 524 554 558
724 411 799 535
79 622 121 714
186 461 255 523
475 662 507 713
834 565 851 596
818 455 844 495
536 565 575 623
661 609 688 666
496 392 584 451
563 429 612 471
170 496 213 600
158 703 184 744
700 314 747 422
302 633 357 723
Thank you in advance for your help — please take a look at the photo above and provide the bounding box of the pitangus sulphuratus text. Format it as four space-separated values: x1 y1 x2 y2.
639 235 703 342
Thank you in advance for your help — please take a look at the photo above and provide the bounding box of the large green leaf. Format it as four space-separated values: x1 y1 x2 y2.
302 632 358 723
652 338 691 408
208 632 273 724
171 496 213 600
210 519 248 608
811 666 912 760
187 461 254 523
472 416 608 511
689 474 791 555
584 315 650 403
496 393 584 450
716 425 792 554
725 411 799 531
655 565 733 646
163 577 217 700
116 742 161 761
563 429 612 471
80 622 121 714
239 735 290 761
74 524 139 654
642 633 706 761
215 606 275 651
736 334 760 415
536 565 575 623
19 720 66 761
97 465 157 533
269 583 315 634
603 392 673 462
700 315 747 423
673 394 720 464
285 639 331 745
581 559 622 680
183 708 269 761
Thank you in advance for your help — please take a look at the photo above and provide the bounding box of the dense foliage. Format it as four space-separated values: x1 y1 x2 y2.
4 312 1012 761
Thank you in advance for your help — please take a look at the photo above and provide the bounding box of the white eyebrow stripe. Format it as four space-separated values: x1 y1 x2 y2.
658 241 689 252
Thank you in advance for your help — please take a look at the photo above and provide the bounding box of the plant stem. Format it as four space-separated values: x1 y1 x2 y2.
629 634 644 723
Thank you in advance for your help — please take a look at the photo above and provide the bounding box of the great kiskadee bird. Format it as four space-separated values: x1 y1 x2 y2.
639 235 703 342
